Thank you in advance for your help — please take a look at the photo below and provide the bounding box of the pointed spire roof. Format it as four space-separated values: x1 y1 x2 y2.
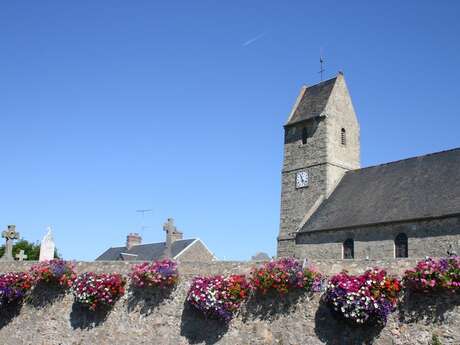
285 74 339 126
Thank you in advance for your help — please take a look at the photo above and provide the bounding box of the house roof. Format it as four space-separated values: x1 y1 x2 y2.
95 239 196 261
285 76 337 126
299 148 460 233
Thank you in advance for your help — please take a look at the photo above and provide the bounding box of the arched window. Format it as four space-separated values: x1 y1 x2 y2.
395 233 408 258
341 128 346 146
343 238 354 259
301 127 308 145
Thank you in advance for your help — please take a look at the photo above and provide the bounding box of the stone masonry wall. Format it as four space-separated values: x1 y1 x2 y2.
278 117 328 252
279 162 329 252
295 216 460 260
0 259 459 345
325 73 361 173
278 73 361 258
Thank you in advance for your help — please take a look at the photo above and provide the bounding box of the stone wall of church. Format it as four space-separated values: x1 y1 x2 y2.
295 215 460 260
325 74 361 173
278 162 329 256
0 259 459 345
278 118 329 256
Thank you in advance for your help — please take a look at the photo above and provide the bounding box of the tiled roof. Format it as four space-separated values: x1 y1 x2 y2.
285 77 337 126
300 148 460 233
95 239 196 261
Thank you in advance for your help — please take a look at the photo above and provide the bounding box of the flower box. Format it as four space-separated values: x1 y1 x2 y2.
129 259 178 289
0 272 34 307
71 272 126 311
249 257 323 295
30 259 76 288
324 268 401 325
404 256 460 292
187 274 250 322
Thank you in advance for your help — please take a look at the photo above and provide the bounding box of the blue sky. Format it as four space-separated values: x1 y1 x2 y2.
1 1 459 260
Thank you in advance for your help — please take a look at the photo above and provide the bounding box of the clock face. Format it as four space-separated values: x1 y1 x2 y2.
296 171 309 188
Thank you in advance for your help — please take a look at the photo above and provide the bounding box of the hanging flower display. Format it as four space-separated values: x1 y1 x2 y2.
0 272 34 307
187 274 250 322
30 259 77 288
324 268 401 325
249 257 323 295
404 256 460 292
129 259 178 289
71 272 126 311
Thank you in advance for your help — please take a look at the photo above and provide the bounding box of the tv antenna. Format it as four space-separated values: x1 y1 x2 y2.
136 209 152 232
319 49 325 81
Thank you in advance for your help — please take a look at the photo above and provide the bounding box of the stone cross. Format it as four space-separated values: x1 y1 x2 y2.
0 225 20 261
163 218 176 234
163 218 177 258
15 249 27 261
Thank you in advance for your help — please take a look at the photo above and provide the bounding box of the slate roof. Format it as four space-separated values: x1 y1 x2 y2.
285 77 337 126
95 239 196 261
300 148 460 233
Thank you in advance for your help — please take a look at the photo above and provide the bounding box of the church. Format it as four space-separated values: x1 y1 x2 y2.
277 72 460 260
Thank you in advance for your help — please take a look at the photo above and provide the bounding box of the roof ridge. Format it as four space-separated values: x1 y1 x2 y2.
350 147 460 173
303 76 337 89
129 238 196 248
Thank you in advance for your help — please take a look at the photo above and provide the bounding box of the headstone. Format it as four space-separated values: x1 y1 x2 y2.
0 225 20 261
39 226 55 261
15 249 27 261
302 257 309 268
251 252 270 261
447 243 457 257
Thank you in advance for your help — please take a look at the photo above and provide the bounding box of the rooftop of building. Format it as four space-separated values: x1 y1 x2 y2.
300 147 460 233
95 238 197 261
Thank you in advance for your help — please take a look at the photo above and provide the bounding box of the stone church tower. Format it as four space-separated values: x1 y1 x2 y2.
277 72 360 257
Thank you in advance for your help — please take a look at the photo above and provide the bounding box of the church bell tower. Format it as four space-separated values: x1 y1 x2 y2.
277 72 360 257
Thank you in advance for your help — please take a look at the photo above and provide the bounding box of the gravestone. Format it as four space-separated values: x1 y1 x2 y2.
39 226 55 261
15 249 27 261
0 225 20 261
251 252 270 261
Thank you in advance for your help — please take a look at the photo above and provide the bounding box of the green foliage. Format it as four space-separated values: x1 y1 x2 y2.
431 334 442 345
0 239 60 260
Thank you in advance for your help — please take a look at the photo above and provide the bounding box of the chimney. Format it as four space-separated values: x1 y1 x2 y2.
126 233 142 250
163 218 183 258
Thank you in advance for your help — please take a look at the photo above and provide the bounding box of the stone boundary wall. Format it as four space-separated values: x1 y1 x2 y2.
0 259 458 345
0 258 424 277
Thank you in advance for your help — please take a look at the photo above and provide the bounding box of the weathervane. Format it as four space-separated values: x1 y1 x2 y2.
318 53 325 81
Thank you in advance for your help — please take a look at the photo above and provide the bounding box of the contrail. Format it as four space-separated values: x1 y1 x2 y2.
242 33 265 47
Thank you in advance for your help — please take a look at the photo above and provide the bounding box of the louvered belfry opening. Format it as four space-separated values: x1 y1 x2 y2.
301 127 308 145
341 128 346 146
